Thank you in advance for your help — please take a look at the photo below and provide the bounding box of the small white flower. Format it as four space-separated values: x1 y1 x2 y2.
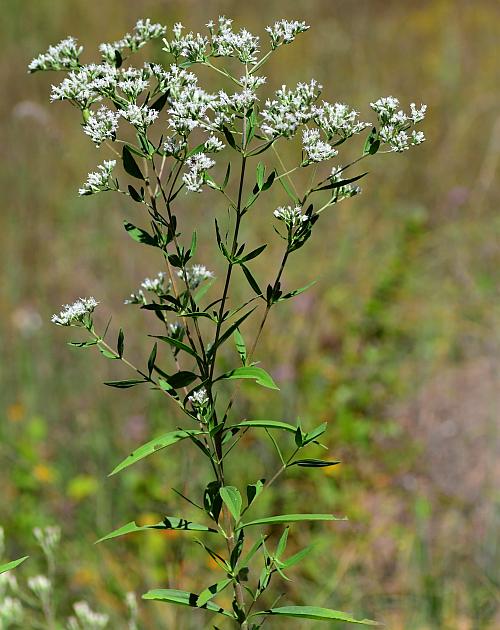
266 20 309 48
33 526 60 553
169 322 183 336
28 575 51 601
410 102 427 123
71 601 109 629
51 298 99 326
0 596 23 626
209 17 260 63
302 128 338 163
204 135 225 153
120 103 158 130
312 101 370 140
100 18 166 63
141 272 167 294
261 80 321 138
370 96 427 152
83 106 120 146
329 165 362 200
411 129 426 145
273 205 308 228
188 387 209 408
178 265 214 289
182 153 215 193
29 37 82 72
124 289 145 305
79 160 116 196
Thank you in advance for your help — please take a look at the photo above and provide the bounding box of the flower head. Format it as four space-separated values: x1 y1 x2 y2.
119 103 158 130
178 265 214 289
312 101 370 140
69 601 109 629
188 387 209 408
266 20 309 48
83 106 120 146
370 96 427 152
182 153 216 193
79 160 116 196
261 80 321 138
273 205 308 229
302 128 338 163
29 37 82 72
51 298 99 326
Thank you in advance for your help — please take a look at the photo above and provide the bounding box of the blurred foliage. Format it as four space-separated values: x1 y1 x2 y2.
0 0 499 628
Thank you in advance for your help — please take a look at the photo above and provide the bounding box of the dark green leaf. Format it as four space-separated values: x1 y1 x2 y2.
67 340 97 348
222 126 238 151
241 264 262 296
262 169 276 191
97 517 215 543
104 379 146 389
117 329 124 358
196 579 232 608
237 244 267 264
246 480 264 508
150 335 198 359
167 371 198 389
148 342 157 377
279 281 317 302
151 90 170 113
143 589 235 618
227 420 297 434
290 459 341 468
363 126 380 156
124 221 158 246
256 162 265 189
233 329 247 365
128 185 143 202
315 171 367 193
122 145 144 180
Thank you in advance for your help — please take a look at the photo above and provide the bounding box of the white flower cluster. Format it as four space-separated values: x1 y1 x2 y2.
165 26 209 63
302 128 338 163
261 80 321 138
169 322 183 336
125 272 170 305
370 96 427 152
50 67 103 109
178 265 214 289
188 387 209 408
313 101 370 140
204 135 225 153
79 160 116 196
266 20 309 48
117 67 150 100
100 18 166 64
83 105 120 146
28 575 51 601
207 17 260 63
329 166 362 201
0 596 23 627
67 601 109 630
273 205 308 229
182 153 216 193
167 80 214 136
119 103 158 130
33 526 61 555
28 37 82 72
51 297 99 326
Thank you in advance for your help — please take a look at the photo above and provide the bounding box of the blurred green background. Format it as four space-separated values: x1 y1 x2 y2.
1 0 499 628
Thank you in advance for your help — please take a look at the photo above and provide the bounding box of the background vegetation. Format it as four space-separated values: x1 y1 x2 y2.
1 0 498 628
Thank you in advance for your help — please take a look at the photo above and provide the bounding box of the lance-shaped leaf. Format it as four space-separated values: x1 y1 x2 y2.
0 557 29 575
289 459 340 468
150 335 198 359
219 486 242 521
226 420 297 435
97 517 216 543
110 429 205 475
217 367 279 390
143 589 235 618
104 379 146 388
239 514 346 530
257 605 380 625
122 144 144 179
196 578 232 608
124 221 158 246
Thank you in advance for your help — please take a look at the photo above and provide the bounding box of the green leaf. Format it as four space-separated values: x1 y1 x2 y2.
104 379 145 388
143 589 235 618
128 185 143 202
256 162 265 189
97 517 216 543
282 545 314 568
117 329 124 358
148 342 157 377
278 175 299 203
303 422 328 445
237 244 267 264
241 264 262 296
262 169 276 191
209 308 256 357
290 459 340 468
124 221 158 247
259 606 380 625
122 144 144 180
239 514 346 530
315 172 367 193
275 527 289 558
98 345 118 360
233 329 247 365
167 370 198 389
218 367 279 390
219 486 242 521
151 90 170 113
196 578 232 607
363 126 380 156
150 335 198 359
246 480 264 507
68 340 97 348
278 281 317 302
227 420 297 434
110 429 204 475
222 126 238 151
0 557 29 575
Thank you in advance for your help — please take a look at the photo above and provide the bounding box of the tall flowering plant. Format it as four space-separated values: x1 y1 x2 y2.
31 17 426 629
